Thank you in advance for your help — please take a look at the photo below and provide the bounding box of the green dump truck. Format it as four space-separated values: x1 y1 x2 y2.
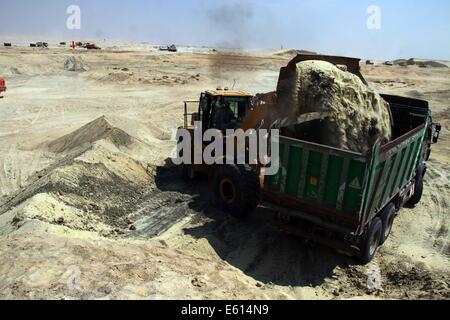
264 94 441 263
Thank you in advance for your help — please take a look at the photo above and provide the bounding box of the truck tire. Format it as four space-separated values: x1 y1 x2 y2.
212 164 261 218
359 218 383 264
379 203 396 245
408 173 424 206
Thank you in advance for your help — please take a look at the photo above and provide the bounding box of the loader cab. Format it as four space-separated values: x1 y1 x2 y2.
198 90 253 133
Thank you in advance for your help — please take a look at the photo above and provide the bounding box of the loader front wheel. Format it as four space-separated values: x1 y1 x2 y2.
212 164 261 218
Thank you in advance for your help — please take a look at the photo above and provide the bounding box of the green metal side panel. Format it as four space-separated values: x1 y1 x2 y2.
264 138 366 216
343 160 367 212
323 156 344 207
389 146 408 197
265 143 285 192
361 124 428 223
402 138 420 185
377 157 393 208
304 151 322 201
285 147 303 196
265 119 428 228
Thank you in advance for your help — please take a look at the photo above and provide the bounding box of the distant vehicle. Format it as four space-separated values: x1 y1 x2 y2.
30 43 36 47
159 45 177 52
85 43 101 50
168 44 178 52
3 43 12 47
383 61 394 66
59 42 67 46
76 42 83 47
36 42 48 48
365 60 374 65
0 77 6 98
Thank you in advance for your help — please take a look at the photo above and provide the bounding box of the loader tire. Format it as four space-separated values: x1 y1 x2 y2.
359 218 382 264
379 203 396 245
212 164 261 218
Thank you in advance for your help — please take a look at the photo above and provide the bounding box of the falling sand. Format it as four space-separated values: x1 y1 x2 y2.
274 60 393 154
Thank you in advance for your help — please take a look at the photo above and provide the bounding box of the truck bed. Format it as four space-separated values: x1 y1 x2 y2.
264 95 430 236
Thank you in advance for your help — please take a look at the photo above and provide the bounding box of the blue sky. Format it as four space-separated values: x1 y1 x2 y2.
1 0 449 60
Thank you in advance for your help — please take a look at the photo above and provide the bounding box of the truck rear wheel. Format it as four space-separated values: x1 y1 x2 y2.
212 164 261 218
359 218 382 264
408 173 424 206
379 203 396 245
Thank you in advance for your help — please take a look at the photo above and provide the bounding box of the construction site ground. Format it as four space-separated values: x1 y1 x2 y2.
0 45 449 299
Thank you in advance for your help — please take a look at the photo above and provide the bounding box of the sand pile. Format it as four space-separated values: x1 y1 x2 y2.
48 116 135 153
86 69 198 86
64 55 87 72
0 193 113 238
0 114 181 239
274 60 392 153
393 58 448 68
0 142 156 237
47 116 171 165
418 61 449 68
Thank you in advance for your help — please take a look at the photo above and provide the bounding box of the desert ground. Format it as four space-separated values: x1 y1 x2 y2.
0 42 449 300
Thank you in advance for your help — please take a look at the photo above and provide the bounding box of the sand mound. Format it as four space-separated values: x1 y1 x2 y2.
0 143 156 237
104 71 134 82
4 66 22 75
393 58 448 68
85 69 197 86
0 193 113 238
48 116 135 153
47 115 171 165
0 115 176 239
418 60 448 68
274 60 392 153
64 55 87 72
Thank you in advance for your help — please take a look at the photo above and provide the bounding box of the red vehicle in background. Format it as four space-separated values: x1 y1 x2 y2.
0 77 6 97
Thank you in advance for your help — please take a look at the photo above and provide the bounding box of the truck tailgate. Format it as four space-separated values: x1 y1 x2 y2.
264 137 367 230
